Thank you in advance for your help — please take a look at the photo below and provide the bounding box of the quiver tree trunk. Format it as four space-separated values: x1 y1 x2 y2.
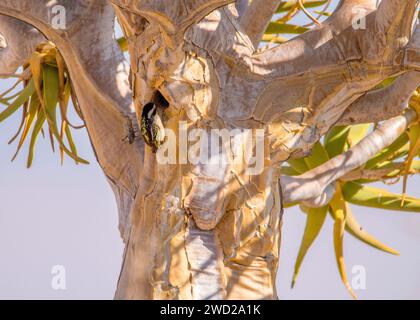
2 0 420 300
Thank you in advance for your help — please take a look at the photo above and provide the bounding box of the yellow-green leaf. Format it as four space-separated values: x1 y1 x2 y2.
30 51 45 106
12 94 40 161
347 124 371 147
365 132 409 169
402 123 420 204
281 165 300 176
287 157 309 174
261 34 288 44
343 181 420 212
329 188 357 299
27 111 46 168
345 206 399 255
0 80 35 122
304 141 329 169
292 205 328 288
324 126 350 158
266 22 308 35
42 64 89 165
65 124 79 165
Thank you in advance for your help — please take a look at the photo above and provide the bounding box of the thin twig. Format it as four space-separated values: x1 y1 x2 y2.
303 0 332 28
298 0 321 26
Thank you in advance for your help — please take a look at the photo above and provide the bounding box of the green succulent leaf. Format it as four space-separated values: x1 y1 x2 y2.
287 157 309 174
0 80 35 123
281 165 300 176
347 124 371 147
265 22 308 35
27 110 47 168
343 181 420 212
42 64 88 165
324 126 350 158
365 132 409 169
329 188 357 299
12 94 40 161
292 205 328 288
345 206 399 255
304 141 330 169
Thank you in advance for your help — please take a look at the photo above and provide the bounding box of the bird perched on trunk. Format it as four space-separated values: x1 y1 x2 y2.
140 91 169 153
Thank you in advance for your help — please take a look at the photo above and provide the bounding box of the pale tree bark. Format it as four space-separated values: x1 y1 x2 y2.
1 0 420 300
0 15 45 75
239 0 282 48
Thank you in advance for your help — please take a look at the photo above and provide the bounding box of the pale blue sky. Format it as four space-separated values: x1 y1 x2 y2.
1 0 420 299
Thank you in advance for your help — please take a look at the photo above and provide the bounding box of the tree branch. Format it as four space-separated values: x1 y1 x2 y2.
253 0 420 77
109 0 236 32
226 0 418 162
340 163 410 182
235 0 248 16
338 71 420 124
252 0 418 78
239 0 281 48
0 15 45 74
281 109 417 205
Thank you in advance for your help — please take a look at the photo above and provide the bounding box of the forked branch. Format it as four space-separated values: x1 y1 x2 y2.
281 109 417 205
339 72 420 125
109 0 236 32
